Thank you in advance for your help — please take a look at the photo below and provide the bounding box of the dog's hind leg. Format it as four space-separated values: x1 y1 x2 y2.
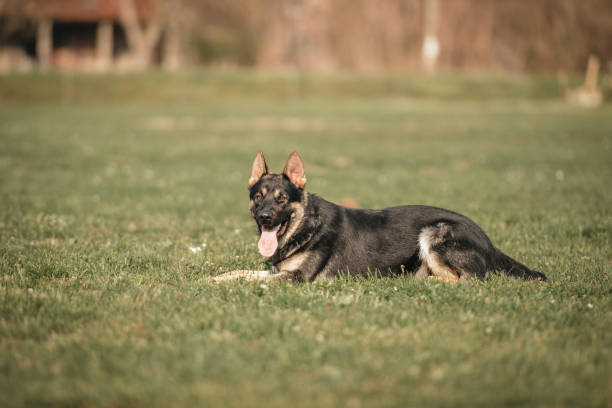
418 225 460 283
418 223 490 282
449 249 488 282
414 263 431 280
426 256 460 283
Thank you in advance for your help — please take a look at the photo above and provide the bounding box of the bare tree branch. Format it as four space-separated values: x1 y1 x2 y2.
117 0 162 68
117 0 144 51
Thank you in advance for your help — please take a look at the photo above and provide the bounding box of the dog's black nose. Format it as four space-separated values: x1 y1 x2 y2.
258 210 273 225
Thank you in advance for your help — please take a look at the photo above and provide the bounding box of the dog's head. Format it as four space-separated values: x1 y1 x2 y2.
248 151 307 257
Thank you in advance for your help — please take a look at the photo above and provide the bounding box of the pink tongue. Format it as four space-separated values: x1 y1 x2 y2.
258 226 280 257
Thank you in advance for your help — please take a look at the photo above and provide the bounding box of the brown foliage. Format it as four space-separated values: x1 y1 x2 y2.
2 0 611 72
182 0 612 72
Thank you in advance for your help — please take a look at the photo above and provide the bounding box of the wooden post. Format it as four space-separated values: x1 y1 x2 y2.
37 18 53 70
422 0 440 72
584 55 600 93
97 20 114 71
564 54 603 107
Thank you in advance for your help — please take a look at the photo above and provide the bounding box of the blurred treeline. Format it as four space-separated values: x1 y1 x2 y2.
1 0 611 73
183 0 611 73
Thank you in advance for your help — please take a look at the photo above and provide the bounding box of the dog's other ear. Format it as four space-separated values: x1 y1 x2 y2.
249 151 269 187
283 151 307 189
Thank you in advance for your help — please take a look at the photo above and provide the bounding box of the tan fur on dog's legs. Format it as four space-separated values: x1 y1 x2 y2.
211 270 293 283
414 263 431 280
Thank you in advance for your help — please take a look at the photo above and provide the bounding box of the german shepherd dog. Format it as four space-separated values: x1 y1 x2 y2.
213 152 546 283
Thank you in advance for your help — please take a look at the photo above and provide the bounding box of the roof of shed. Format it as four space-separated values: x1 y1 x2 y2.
1 0 152 22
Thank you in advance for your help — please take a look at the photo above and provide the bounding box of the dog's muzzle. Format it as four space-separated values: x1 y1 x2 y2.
257 209 274 228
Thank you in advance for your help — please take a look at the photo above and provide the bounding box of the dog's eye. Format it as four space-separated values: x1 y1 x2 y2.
255 193 263 201
277 194 287 203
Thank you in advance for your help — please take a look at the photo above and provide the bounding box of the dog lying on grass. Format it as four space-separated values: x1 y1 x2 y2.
213 152 546 283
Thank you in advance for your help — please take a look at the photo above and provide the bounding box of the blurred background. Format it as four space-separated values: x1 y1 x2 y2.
1 0 611 75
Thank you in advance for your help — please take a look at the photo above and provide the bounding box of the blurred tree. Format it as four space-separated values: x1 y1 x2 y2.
2 0 611 72
117 0 160 69
115 0 188 70
162 0 182 70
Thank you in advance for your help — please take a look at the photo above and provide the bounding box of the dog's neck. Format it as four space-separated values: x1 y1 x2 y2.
271 191 317 264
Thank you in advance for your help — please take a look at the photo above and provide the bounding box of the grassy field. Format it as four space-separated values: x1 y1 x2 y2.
0 71 611 407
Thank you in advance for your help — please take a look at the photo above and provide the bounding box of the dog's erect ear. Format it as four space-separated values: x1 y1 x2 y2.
249 151 269 187
283 151 307 189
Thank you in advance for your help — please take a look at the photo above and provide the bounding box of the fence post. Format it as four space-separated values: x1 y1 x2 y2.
97 20 114 71
37 18 53 70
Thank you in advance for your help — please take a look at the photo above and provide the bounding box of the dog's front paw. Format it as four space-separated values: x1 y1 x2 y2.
211 270 271 283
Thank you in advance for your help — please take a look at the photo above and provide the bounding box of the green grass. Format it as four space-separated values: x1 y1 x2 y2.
0 70 572 104
1 71 611 407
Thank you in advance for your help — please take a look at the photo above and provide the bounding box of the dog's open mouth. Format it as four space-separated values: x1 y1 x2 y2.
258 221 288 257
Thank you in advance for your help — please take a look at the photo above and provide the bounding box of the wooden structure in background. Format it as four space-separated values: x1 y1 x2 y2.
564 55 603 108
0 0 179 71
2 0 610 73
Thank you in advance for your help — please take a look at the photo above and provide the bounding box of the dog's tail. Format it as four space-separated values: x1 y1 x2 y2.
493 249 547 281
